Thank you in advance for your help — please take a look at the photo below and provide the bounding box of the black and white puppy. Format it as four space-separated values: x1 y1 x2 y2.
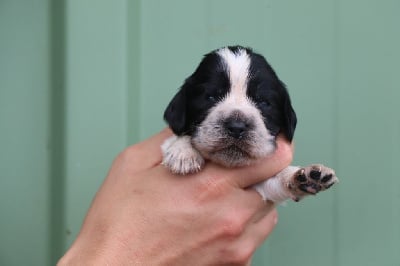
162 46 338 203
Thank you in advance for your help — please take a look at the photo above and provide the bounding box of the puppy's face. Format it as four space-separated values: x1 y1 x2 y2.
164 46 297 167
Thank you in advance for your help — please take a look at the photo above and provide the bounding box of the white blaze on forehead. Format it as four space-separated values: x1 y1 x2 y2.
217 48 251 102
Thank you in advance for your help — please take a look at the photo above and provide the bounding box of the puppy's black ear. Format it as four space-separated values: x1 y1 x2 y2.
282 96 297 142
164 87 188 135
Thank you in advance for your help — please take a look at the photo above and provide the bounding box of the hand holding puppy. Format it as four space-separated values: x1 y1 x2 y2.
58 128 294 266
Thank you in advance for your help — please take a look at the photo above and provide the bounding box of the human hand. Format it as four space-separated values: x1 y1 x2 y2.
58 128 293 266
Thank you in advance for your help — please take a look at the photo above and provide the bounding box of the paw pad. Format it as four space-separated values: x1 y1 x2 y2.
288 164 338 202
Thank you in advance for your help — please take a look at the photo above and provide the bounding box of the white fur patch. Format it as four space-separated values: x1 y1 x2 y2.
217 47 251 101
161 135 205 174
253 166 300 203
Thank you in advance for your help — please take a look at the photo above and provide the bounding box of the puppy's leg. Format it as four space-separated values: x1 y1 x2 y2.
161 135 205 175
254 164 338 204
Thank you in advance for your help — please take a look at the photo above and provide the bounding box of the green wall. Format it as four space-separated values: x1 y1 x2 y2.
1 0 399 265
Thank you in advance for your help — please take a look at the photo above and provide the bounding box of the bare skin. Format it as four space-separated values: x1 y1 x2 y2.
58 128 294 266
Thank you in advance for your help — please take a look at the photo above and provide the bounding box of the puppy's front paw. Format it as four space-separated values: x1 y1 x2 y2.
287 164 338 202
161 136 205 175
162 147 205 175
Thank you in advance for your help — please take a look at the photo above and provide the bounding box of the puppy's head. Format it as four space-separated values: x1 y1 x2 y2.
164 46 297 167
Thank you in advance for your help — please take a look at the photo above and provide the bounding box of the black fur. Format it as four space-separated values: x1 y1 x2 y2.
164 46 297 141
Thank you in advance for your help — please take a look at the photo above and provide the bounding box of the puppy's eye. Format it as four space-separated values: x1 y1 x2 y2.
207 95 216 102
259 100 270 107
255 96 270 108
206 89 224 102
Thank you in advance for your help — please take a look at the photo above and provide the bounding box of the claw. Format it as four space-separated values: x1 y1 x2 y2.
292 196 300 202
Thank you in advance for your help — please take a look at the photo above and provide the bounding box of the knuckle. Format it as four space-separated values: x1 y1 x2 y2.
114 145 142 170
119 145 139 160
232 246 254 265
217 212 246 238
221 243 254 265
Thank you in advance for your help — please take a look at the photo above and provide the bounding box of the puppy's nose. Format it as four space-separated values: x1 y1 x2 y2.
224 119 249 139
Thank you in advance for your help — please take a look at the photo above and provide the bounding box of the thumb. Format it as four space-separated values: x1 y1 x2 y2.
230 135 294 188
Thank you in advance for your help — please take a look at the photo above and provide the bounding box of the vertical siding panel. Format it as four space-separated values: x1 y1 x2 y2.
0 1 52 265
127 0 142 144
49 0 67 264
336 1 400 265
63 0 129 249
392 114 400 265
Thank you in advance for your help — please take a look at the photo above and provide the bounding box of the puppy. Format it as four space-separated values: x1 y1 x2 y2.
161 46 338 203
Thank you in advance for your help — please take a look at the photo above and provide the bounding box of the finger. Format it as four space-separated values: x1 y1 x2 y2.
230 135 294 188
250 208 278 246
242 208 278 249
117 128 173 173
223 189 275 231
226 208 278 263
246 190 276 223
233 189 270 216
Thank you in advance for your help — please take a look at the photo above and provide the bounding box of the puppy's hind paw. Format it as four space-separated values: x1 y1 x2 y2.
287 164 338 202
